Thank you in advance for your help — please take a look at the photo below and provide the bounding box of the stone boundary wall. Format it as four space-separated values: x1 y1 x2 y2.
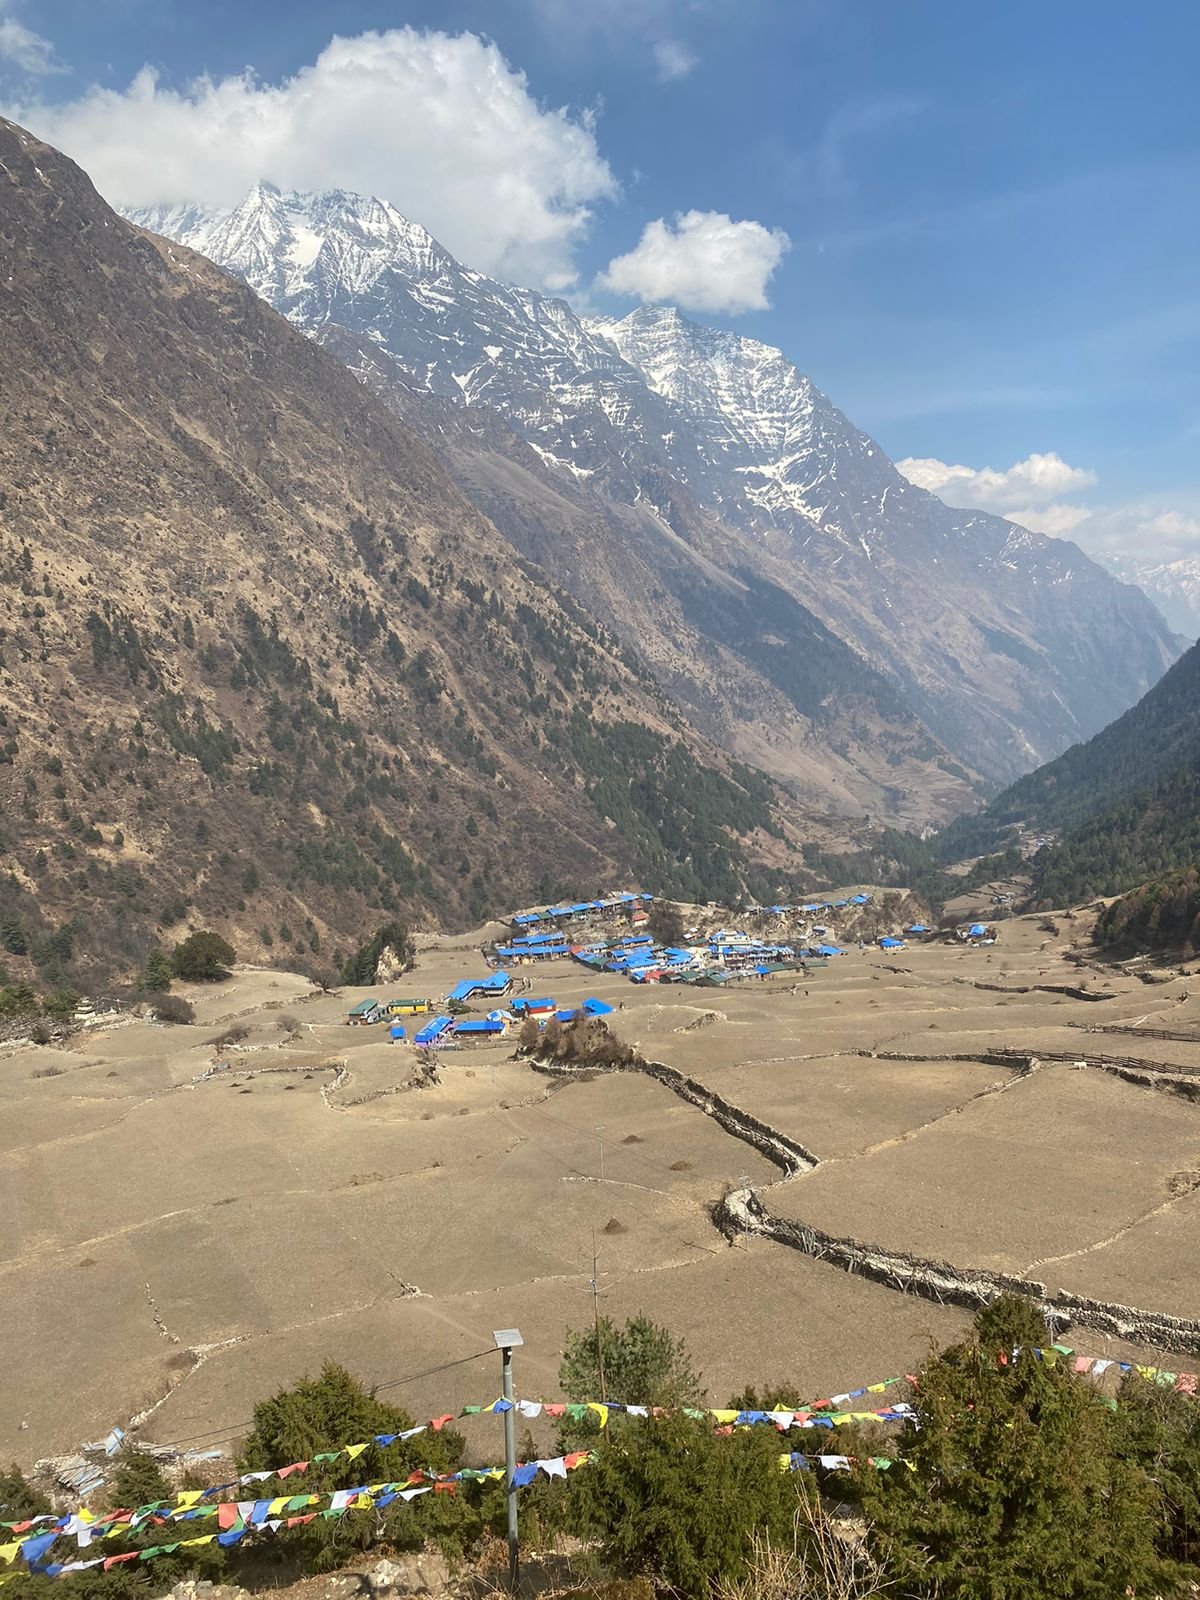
528 1039 1200 1356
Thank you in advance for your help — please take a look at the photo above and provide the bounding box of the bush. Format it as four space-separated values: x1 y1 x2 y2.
569 1413 803 1597
0 1461 52 1521
727 1381 811 1412
238 1362 482 1570
210 1024 249 1047
276 1013 301 1034
560 1313 703 1408
153 994 195 1025
857 1295 1176 1598
1112 1367 1200 1566
42 988 80 1020
171 930 236 981
108 1449 172 1512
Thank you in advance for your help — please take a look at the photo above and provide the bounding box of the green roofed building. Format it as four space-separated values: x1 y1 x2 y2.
347 998 385 1025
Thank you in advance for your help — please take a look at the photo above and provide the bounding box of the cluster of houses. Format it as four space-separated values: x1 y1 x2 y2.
341 889 989 1045
346 977 615 1048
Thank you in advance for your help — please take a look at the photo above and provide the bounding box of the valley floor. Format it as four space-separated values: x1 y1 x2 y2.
2 909 1198 1470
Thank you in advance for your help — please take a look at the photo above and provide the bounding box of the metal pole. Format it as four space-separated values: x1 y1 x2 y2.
592 1229 607 1403
502 1343 519 1592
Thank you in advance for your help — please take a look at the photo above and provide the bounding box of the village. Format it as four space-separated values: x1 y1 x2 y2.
342 890 1000 1048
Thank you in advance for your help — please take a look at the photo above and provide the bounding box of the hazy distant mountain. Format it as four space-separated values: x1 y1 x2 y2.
130 184 1181 790
1101 553 1200 639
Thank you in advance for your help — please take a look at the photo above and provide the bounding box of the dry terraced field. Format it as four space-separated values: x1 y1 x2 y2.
2 911 1198 1466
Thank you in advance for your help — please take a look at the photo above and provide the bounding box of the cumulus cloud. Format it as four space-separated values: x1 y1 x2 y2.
899 449 1200 567
896 450 1097 510
0 2 61 76
998 503 1092 538
6 28 616 290
652 39 698 82
598 210 790 314
1073 505 1200 561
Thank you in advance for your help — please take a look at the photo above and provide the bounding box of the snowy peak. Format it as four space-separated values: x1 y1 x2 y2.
127 184 453 318
590 302 896 533
129 178 1181 782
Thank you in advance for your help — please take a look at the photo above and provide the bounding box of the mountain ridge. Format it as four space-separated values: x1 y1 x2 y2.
0 117 813 986
128 184 1180 793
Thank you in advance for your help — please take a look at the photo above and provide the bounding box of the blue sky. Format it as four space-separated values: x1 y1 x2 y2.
3 0 1198 560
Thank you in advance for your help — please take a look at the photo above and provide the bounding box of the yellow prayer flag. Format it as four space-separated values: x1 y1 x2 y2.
586 1403 609 1429
182 1536 216 1549
175 1492 203 1510
267 1498 288 1517
711 1410 738 1425
344 1443 370 1461
867 1383 886 1393
0 1542 22 1566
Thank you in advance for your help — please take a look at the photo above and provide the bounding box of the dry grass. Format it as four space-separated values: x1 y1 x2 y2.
716 1495 897 1600
2 913 1196 1465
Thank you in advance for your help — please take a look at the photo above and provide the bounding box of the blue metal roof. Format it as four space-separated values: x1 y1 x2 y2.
414 1016 454 1046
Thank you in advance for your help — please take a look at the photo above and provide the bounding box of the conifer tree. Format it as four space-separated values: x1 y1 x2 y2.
858 1296 1176 1598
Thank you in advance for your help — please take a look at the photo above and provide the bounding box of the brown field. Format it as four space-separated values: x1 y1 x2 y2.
3 909 1200 1468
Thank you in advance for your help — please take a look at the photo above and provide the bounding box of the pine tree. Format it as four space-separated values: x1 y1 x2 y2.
139 948 173 993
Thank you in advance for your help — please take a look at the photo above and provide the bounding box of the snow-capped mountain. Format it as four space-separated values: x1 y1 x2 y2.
129 184 1180 788
1100 555 1200 639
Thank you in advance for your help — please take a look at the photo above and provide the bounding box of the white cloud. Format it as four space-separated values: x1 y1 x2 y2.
0 2 61 77
999 502 1091 538
896 450 1097 510
598 209 790 314
6 28 616 290
1072 505 1200 561
899 448 1200 569
652 39 697 82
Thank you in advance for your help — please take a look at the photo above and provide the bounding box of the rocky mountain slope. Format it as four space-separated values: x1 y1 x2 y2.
130 184 1180 790
0 118 807 986
937 635 1200 905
